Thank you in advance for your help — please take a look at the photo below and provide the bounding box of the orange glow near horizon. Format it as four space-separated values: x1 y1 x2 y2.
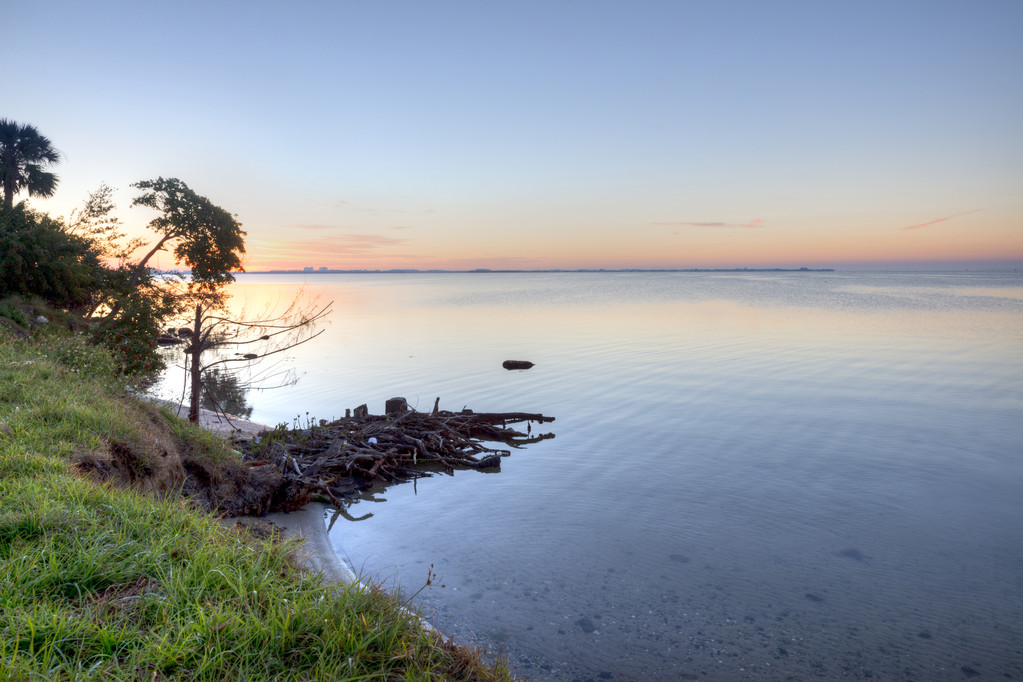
102 202 1023 273
237 213 1023 271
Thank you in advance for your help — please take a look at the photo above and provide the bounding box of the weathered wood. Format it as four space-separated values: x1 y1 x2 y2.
385 397 408 416
239 399 555 514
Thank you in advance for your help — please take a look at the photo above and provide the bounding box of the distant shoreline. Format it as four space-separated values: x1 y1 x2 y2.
235 267 837 275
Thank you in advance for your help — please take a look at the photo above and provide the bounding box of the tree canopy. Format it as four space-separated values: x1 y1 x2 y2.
0 124 330 406
0 119 61 209
130 177 246 297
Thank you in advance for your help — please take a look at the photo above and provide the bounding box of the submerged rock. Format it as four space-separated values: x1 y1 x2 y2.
836 547 871 563
575 617 595 633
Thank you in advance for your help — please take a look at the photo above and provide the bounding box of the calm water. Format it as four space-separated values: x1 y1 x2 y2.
157 271 1023 681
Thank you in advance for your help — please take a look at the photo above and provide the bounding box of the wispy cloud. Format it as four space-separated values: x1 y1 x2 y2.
254 234 408 259
333 199 380 215
901 209 982 231
310 234 407 255
654 218 764 229
290 223 417 232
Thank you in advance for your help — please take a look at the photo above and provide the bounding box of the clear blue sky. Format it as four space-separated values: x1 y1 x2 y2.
6 0 1022 269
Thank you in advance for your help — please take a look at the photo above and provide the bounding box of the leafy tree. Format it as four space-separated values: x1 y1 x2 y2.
89 291 169 377
66 183 144 264
0 119 61 209
87 177 246 322
122 177 249 421
51 184 175 379
129 177 245 296
0 204 99 308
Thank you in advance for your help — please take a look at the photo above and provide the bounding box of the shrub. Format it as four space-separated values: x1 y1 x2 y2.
0 204 100 309
89 293 167 380
34 331 120 381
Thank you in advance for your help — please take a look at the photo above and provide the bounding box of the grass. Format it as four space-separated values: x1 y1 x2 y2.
0 327 510 680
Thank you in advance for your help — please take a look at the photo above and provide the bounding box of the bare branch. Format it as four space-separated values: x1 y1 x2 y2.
199 328 326 372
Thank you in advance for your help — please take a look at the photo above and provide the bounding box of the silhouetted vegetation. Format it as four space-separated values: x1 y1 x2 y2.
0 120 323 402
0 119 511 681
0 204 99 308
0 118 61 208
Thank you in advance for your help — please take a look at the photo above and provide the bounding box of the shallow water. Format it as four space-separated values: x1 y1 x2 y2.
157 271 1023 680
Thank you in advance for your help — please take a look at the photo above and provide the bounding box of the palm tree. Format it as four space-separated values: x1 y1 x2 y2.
0 119 61 209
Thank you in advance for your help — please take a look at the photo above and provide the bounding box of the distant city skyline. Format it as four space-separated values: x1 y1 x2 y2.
7 0 1022 271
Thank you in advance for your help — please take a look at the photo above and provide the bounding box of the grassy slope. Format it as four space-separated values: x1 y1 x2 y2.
0 329 508 680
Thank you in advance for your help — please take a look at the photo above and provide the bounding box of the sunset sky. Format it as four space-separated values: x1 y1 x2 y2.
7 0 1022 270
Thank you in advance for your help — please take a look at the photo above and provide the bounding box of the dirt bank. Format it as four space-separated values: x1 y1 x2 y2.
144 399 358 583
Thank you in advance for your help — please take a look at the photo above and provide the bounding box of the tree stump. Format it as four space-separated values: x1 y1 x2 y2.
385 397 408 416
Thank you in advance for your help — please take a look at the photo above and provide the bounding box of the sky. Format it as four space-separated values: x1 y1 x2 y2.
5 0 1022 271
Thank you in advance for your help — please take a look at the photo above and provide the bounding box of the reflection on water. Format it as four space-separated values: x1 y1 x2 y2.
154 271 1023 680
200 368 253 419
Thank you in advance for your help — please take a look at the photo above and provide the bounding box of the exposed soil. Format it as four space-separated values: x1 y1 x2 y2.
74 400 284 517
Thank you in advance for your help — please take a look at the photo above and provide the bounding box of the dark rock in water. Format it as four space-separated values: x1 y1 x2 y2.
503 360 534 370
669 553 690 564
961 666 980 678
836 548 871 563
575 617 595 633
805 593 824 602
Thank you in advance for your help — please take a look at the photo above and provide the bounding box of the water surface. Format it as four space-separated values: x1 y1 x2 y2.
157 271 1023 680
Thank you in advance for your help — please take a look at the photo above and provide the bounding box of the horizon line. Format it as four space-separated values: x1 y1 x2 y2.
154 263 1023 275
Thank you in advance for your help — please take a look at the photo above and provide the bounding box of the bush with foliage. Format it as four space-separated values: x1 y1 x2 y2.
0 204 101 309
89 292 167 379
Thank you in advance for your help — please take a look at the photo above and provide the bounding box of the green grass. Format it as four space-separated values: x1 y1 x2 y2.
0 329 510 680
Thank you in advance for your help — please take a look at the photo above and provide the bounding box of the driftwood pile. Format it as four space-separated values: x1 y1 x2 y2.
238 398 554 513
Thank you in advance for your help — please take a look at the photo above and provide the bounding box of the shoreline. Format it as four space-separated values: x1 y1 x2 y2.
160 399 362 585
260 502 358 584
0 335 509 678
153 397 271 441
